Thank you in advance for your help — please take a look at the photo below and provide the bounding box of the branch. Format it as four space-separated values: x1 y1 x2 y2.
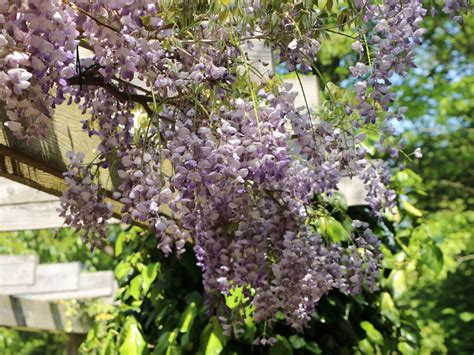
457 254 474 266
66 75 174 123
64 0 120 34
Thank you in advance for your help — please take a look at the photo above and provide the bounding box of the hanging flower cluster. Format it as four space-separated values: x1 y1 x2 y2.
59 152 112 246
0 0 467 335
350 0 428 123
0 0 78 140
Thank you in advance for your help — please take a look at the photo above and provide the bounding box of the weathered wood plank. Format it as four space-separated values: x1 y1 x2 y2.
245 39 274 80
337 176 368 207
0 177 57 205
0 177 120 231
0 255 38 286
0 295 19 327
0 262 80 295
0 103 97 178
0 145 126 222
0 295 90 333
0 201 66 232
0 255 38 264
23 271 116 301
0 144 68 197
283 76 321 109
19 298 89 333
0 103 121 193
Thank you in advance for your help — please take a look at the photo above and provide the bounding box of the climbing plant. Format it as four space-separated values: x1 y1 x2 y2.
0 0 471 345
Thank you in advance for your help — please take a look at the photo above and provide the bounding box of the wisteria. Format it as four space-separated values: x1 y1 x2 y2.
350 0 428 123
0 0 78 140
442 0 471 22
59 152 112 246
0 0 468 337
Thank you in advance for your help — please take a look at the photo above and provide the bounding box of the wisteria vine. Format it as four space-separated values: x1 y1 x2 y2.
0 0 469 337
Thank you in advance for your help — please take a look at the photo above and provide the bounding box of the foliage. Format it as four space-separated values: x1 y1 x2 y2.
0 327 67 355
391 13 474 354
0 228 114 271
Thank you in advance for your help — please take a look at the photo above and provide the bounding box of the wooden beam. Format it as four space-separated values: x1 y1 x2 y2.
67 333 86 355
22 271 117 301
0 144 67 197
0 262 80 295
283 76 321 109
338 176 368 207
0 201 67 232
0 177 120 231
0 103 123 209
0 145 126 221
244 38 274 81
0 295 90 333
0 255 38 286
0 177 58 205
0 103 103 180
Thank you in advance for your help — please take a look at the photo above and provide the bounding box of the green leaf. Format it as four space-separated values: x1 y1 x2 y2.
289 335 306 349
421 244 443 275
205 332 223 355
155 331 178 354
166 345 181 355
115 261 133 281
391 270 407 299
318 216 349 243
118 317 146 355
402 200 423 217
199 319 227 355
129 275 143 300
115 232 126 257
270 335 293 355
179 302 197 333
398 341 416 354
141 262 160 295
128 263 160 300
225 286 248 310
380 292 400 326
360 321 384 346
304 341 322 354
325 0 333 11
459 311 474 322
358 338 374 354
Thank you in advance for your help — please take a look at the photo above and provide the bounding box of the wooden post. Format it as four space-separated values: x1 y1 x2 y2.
67 333 86 355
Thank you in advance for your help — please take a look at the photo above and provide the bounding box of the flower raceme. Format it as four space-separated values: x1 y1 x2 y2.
0 0 467 335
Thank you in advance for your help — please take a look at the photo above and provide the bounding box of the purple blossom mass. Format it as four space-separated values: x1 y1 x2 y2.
0 0 467 336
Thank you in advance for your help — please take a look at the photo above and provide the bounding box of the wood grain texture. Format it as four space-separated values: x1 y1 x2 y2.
283 76 321 109
0 262 80 295
245 39 274 81
0 103 120 191
23 271 117 301
0 146 126 224
0 255 38 286
0 177 57 205
1 104 96 176
0 200 66 232
0 295 90 333
338 176 368 207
